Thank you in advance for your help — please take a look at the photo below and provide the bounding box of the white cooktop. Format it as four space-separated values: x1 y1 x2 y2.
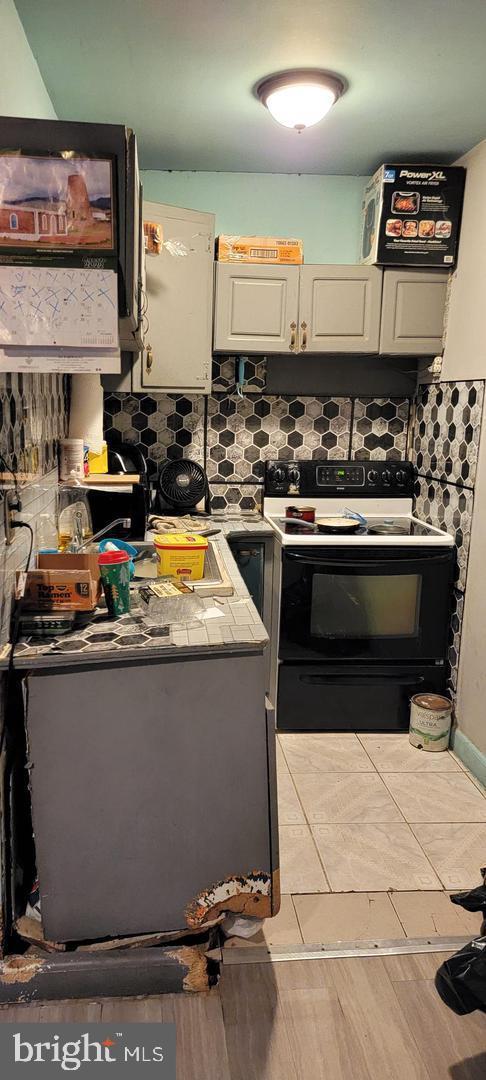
263 497 454 547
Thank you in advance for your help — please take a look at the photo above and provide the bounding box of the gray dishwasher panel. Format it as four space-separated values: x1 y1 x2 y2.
26 652 274 941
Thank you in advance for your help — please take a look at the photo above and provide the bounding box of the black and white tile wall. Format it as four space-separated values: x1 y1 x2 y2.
104 362 413 513
410 379 485 693
0 373 69 646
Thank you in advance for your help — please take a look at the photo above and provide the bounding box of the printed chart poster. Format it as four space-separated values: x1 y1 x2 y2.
0 266 119 348
0 154 114 252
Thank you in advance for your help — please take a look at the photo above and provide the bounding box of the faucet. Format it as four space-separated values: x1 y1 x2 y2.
73 517 132 553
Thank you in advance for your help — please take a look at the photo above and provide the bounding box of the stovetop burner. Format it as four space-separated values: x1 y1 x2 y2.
368 521 410 536
281 518 442 538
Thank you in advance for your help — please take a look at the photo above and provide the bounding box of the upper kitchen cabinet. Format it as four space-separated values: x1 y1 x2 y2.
133 201 214 394
379 270 447 356
213 264 300 353
213 263 382 354
299 265 382 353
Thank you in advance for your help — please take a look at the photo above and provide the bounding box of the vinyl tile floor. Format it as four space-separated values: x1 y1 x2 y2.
3 952 486 1080
263 732 486 945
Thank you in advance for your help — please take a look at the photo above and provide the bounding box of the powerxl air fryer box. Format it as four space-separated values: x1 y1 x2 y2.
360 163 466 267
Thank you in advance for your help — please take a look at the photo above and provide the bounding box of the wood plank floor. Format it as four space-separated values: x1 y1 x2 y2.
1 954 485 1078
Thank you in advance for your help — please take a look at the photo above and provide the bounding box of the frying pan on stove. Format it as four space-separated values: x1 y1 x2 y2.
280 516 362 535
315 516 362 534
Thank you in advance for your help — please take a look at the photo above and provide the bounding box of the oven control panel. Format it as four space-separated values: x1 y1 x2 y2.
264 459 415 496
316 465 364 487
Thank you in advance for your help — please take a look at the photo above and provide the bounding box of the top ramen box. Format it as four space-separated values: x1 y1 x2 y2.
216 235 303 264
360 164 465 267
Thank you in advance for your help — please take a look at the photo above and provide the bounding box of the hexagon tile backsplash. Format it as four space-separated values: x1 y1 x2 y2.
103 389 412 512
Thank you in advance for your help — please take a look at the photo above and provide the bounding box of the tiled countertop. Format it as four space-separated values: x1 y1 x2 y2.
10 515 274 672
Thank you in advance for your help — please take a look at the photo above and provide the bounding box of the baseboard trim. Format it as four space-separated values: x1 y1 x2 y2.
450 729 486 788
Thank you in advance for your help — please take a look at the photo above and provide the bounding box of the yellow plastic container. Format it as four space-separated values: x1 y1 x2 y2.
153 533 208 581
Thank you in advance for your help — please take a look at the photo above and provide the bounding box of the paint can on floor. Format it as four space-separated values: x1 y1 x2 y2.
409 693 453 751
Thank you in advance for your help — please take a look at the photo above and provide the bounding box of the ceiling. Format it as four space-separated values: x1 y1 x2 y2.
15 0 486 174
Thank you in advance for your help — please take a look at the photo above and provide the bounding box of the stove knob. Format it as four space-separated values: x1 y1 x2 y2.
395 469 406 486
269 465 286 484
382 469 392 485
367 469 379 485
288 467 300 485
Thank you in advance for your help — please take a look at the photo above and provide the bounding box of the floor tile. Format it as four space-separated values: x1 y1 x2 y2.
276 740 288 770
381 772 486 823
359 734 461 773
264 895 303 945
411 822 486 889
450 755 486 796
293 892 405 943
277 759 306 825
279 825 330 894
280 733 375 775
389 890 483 938
312 824 441 891
293 772 404 824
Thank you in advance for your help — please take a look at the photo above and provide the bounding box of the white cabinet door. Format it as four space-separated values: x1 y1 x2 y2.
133 201 214 393
213 264 300 353
380 270 447 355
299 265 383 353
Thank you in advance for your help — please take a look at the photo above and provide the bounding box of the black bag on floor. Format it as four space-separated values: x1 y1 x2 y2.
449 868 486 934
435 938 486 1015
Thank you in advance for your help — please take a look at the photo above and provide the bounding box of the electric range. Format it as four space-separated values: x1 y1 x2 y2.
263 459 455 733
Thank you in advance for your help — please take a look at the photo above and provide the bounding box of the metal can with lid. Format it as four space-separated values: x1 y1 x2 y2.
285 505 316 522
409 693 452 752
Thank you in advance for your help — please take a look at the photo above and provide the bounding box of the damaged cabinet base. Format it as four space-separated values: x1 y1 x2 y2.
0 944 218 1004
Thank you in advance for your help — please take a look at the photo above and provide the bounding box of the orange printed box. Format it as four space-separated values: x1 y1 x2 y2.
18 569 98 611
216 235 303 264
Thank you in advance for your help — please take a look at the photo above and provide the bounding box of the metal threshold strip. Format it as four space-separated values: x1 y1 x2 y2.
221 935 470 965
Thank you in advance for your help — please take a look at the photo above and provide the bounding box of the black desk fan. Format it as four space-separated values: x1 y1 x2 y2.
156 458 211 516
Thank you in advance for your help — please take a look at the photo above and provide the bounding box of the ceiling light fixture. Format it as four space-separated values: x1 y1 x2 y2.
256 69 346 132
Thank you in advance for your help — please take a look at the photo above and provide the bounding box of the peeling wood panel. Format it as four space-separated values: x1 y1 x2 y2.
187 872 272 928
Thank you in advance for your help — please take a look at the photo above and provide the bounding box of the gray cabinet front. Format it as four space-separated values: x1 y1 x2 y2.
213 264 300 353
26 653 278 941
380 270 448 355
133 201 214 393
299 265 383 353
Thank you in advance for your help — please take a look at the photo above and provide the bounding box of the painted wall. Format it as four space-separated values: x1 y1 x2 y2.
0 0 56 119
455 397 486 769
141 171 368 264
441 139 486 381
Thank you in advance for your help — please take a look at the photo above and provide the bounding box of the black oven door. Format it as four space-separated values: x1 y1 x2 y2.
279 546 454 662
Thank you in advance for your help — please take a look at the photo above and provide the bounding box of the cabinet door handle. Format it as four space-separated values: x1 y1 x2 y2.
301 321 307 350
289 321 297 351
146 344 153 373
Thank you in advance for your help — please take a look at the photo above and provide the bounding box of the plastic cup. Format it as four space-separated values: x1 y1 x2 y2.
98 551 131 617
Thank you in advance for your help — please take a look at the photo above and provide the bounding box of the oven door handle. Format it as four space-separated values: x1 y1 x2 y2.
298 674 426 686
284 552 452 569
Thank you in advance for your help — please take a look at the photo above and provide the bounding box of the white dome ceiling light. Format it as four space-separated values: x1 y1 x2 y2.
256 70 346 132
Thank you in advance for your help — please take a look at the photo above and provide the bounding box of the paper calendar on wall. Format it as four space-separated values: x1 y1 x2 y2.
0 266 119 349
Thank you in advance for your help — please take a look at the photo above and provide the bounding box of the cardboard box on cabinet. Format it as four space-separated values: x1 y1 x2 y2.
360 163 465 267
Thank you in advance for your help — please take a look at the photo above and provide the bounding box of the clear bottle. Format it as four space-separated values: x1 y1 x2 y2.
58 485 93 552
36 513 59 555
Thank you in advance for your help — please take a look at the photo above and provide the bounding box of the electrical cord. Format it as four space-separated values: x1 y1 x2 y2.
11 521 34 574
